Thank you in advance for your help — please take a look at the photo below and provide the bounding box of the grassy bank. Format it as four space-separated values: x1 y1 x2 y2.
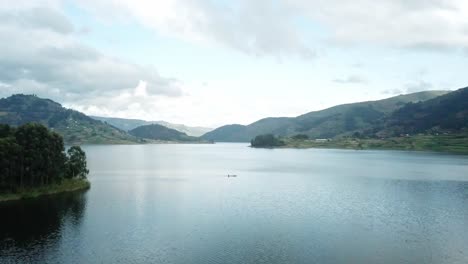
0 178 90 203
280 133 468 154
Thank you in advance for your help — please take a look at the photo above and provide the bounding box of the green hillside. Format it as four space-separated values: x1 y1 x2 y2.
0 94 140 145
292 90 449 138
251 87 468 153
200 124 250 142
129 124 201 142
373 87 468 137
201 90 448 142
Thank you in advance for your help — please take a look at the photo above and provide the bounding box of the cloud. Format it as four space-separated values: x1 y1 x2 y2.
74 0 468 56
405 81 434 93
0 4 181 104
293 0 468 50
5 1 466 65
383 80 442 95
383 81 436 95
333 75 367 84
382 88 404 95
0 6 73 34
75 0 315 59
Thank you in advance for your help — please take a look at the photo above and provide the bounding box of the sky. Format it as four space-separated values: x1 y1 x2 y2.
1 0 468 128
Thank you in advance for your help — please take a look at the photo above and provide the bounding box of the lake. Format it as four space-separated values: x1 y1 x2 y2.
1 143 468 263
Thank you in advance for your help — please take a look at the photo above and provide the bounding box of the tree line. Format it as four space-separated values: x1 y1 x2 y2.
0 123 89 192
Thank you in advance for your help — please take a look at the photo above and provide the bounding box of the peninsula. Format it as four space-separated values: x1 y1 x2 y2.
0 123 90 202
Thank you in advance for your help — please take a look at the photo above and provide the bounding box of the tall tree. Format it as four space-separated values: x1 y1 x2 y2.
66 146 89 179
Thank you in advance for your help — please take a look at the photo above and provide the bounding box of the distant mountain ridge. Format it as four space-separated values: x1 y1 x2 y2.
2 88 464 145
91 116 212 137
201 90 450 142
0 94 139 144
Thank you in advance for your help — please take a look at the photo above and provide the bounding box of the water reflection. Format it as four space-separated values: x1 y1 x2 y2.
0 190 87 262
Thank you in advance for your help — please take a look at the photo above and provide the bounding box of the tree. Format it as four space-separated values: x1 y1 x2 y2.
352 131 362 139
14 123 53 187
47 132 67 184
0 137 21 191
0 124 12 138
251 134 285 147
66 146 89 179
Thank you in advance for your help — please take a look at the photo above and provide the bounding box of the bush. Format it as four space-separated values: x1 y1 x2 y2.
292 134 309 140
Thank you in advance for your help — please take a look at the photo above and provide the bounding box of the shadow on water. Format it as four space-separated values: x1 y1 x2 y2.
0 190 88 262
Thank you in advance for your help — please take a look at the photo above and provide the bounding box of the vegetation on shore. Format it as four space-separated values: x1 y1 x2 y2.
0 123 90 202
0 178 90 202
262 132 468 154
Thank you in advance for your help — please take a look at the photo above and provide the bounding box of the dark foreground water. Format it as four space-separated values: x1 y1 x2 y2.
1 144 468 263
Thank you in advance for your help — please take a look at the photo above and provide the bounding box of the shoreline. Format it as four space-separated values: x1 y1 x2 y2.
274 145 468 155
251 135 468 155
66 140 214 146
0 179 91 203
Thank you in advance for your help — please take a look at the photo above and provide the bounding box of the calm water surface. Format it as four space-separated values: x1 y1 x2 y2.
1 143 468 263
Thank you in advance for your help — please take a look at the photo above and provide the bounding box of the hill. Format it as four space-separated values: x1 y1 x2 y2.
292 90 448 138
129 124 201 142
201 90 449 142
91 116 212 137
201 118 295 142
0 94 139 144
251 87 468 153
199 124 249 142
374 87 468 136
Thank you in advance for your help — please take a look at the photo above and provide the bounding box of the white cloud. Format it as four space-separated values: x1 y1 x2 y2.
405 81 434 93
75 0 468 55
75 0 315 59
291 0 468 49
333 75 368 84
0 3 181 103
382 88 404 95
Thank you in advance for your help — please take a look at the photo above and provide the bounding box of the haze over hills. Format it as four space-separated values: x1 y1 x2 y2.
0 94 140 145
129 124 201 142
201 90 450 142
91 116 212 137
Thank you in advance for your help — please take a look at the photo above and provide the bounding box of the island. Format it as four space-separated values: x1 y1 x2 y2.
250 134 286 148
0 123 90 202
